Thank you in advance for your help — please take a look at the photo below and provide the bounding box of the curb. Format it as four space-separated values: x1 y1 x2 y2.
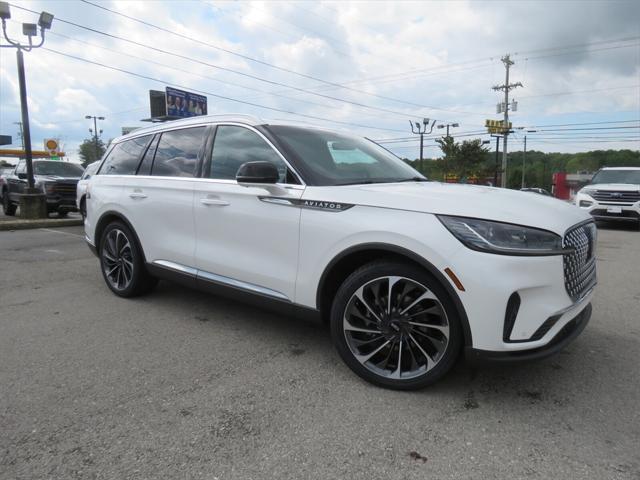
0 218 83 231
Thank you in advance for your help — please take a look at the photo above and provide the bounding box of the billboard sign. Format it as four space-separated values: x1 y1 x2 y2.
165 87 207 118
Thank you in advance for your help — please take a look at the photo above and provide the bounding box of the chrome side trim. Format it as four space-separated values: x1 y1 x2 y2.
259 197 296 206
197 269 290 302
153 260 198 276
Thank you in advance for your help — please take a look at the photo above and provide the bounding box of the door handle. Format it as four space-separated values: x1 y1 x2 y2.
129 192 147 199
200 198 230 206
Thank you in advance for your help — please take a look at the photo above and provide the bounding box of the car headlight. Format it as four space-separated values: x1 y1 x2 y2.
580 188 596 197
437 215 567 256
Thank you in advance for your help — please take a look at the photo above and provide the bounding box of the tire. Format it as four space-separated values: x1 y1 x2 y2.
99 221 158 297
79 197 86 219
3 191 16 216
330 260 462 390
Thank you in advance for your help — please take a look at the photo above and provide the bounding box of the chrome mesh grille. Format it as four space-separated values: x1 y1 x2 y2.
563 222 597 301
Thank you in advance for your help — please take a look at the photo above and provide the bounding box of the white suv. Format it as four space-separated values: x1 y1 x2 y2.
574 167 640 228
85 114 596 389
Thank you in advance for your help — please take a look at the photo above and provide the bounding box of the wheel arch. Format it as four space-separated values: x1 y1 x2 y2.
316 242 473 347
94 210 148 263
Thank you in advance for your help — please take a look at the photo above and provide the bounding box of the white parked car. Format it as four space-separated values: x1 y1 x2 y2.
574 167 640 228
76 161 100 218
84 114 597 389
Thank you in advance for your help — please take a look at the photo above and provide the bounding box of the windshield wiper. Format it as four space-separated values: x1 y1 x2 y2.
396 177 429 182
335 180 389 186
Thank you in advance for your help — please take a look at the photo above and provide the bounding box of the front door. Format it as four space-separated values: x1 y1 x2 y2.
193 124 303 302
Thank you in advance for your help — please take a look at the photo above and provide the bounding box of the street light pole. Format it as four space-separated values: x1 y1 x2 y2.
409 118 436 173
1 2 54 218
86 115 105 161
16 49 35 189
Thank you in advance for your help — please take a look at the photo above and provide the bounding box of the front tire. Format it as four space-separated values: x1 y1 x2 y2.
99 221 158 297
330 260 462 390
3 192 16 216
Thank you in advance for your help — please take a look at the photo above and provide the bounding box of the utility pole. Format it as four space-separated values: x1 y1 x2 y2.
85 115 105 160
13 121 24 150
521 135 527 188
492 55 522 188
491 134 501 186
409 118 436 173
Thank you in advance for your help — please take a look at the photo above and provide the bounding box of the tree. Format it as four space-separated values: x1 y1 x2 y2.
435 137 490 181
78 137 106 167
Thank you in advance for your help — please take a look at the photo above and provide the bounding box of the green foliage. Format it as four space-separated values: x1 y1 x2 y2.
407 147 640 189
429 136 489 181
78 137 107 168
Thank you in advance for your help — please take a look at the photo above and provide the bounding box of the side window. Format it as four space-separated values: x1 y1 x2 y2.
209 125 289 182
151 127 206 178
99 135 151 175
137 134 159 176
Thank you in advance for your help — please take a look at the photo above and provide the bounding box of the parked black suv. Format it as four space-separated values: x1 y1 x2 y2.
2 160 84 217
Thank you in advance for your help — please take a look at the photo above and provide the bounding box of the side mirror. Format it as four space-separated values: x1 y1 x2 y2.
236 161 279 184
17 172 27 180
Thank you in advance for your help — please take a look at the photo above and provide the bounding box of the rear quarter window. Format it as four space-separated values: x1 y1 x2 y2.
99 135 152 175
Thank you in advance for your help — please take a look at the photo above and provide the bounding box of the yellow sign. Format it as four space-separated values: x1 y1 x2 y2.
44 138 59 154
485 119 512 134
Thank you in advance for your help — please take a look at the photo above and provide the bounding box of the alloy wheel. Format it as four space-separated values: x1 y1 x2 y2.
343 276 450 380
102 228 134 291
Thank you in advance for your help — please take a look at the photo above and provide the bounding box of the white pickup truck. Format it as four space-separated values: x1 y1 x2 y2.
575 167 640 228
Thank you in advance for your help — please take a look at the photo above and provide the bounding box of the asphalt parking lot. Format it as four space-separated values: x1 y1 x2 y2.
1 223 639 479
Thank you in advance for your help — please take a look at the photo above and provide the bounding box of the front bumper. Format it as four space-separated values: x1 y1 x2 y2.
465 303 591 364
575 193 640 223
46 196 79 212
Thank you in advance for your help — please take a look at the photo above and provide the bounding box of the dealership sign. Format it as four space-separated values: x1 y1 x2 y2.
165 87 208 118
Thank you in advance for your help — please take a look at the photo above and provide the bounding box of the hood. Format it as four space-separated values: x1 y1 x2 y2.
303 182 591 235
582 183 640 191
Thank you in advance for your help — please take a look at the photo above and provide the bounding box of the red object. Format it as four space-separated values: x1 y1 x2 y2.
552 172 570 199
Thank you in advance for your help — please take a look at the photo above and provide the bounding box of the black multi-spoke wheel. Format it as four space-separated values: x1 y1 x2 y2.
331 261 461 390
99 221 158 297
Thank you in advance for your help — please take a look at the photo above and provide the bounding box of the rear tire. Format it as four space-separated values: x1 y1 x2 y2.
3 192 16 216
99 221 158 297
330 260 462 390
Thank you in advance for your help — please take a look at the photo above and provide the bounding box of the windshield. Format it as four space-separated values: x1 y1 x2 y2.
590 169 640 185
81 162 99 179
266 125 425 186
34 161 84 177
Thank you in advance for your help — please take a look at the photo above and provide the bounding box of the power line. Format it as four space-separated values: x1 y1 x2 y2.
47 30 362 115
522 119 640 128
41 47 408 133
63 1 478 116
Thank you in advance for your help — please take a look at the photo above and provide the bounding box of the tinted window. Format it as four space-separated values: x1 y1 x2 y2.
100 135 151 175
209 125 288 182
34 161 84 177
137 135 159 176
152 127 206 178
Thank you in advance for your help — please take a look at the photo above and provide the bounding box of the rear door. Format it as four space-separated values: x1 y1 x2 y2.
118 126 208 269
193 124 304 301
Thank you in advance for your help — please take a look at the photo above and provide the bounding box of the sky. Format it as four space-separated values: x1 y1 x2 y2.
0 0 639 163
